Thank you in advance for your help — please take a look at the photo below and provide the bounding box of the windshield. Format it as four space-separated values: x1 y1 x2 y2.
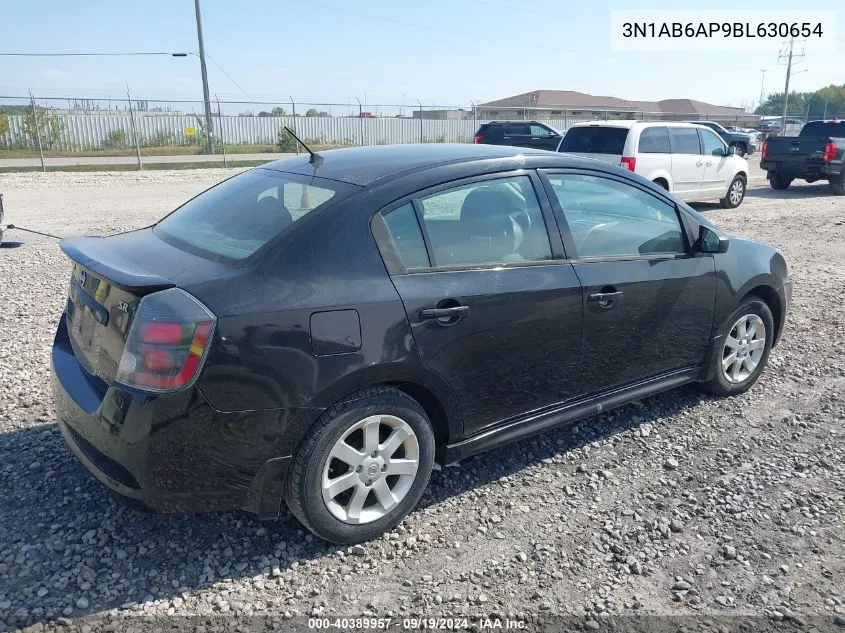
154 169 350 261
560 126 628 154
800 121 845 137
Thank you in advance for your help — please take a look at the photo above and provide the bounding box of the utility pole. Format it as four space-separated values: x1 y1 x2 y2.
777 38 805 134
194 0 214 153
759 69 766 108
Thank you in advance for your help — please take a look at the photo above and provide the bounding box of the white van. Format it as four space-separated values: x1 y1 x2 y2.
557 121 749 208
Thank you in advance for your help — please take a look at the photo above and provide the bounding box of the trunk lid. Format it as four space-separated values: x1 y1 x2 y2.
60 230 234 383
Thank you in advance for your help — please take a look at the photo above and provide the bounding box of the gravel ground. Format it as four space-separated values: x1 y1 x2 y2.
1 162 844 632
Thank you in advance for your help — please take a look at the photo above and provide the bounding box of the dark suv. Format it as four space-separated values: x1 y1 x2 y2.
473 120 561 150
52 144 791 544
689 121 758 157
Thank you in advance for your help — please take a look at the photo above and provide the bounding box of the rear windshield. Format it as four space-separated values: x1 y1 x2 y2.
154 169 348 261
559 126 628 154
800 121 845 137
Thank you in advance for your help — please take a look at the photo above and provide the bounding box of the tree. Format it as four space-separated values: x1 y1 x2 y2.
259 106 287 117
755 83 845 118
23 106 64 149
305 107 330 117
0 109 8 139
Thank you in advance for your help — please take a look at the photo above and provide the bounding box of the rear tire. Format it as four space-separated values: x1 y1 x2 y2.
283 387 435 544
769 173 792 190
831 170 845 196
699 296 774 397
720 175 746 209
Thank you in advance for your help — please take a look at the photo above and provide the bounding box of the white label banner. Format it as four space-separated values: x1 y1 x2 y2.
610 10 837 52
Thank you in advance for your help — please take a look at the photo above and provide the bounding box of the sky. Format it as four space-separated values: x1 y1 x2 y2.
2 0 843 115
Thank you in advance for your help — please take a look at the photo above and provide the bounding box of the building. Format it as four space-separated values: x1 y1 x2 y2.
479 90 757 124
412 109 473 120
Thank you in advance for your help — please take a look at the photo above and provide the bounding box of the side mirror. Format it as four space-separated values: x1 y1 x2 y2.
698 226 730 254
726 145 737 156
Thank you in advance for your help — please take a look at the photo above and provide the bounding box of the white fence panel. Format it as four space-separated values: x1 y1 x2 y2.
2 114 598 150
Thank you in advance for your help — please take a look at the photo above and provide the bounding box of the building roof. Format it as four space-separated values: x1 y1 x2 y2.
480 90 745 116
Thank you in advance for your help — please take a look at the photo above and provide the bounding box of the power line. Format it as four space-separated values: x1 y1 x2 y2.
0 51 190 57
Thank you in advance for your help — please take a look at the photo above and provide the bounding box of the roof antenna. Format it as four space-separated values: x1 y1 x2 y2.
284 127 323 165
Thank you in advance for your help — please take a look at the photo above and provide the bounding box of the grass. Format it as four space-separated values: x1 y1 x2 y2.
0 142 352 159
0 159 273 173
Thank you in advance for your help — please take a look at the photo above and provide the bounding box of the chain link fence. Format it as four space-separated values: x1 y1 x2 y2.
1 94 840 168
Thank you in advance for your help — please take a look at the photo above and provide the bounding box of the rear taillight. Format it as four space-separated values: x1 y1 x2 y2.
473 134 484 144
823 141 837 163
620 156 636 172
115 288 216 392
761 140 768 161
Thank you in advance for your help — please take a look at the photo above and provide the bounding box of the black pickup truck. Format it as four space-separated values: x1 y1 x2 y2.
760 120 845 194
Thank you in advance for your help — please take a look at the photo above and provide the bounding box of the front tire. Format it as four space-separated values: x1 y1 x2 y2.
769 173 792 190
284 387 435 544
699 296 774 397
720 175 746 209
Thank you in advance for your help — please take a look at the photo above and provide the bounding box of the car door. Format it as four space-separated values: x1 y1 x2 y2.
667 127 704 200
503 122 532 148
529 123 560 150
541 170 716 394
375 172 583 436
698 128 732 197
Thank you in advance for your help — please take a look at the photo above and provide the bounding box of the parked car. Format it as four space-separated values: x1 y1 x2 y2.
760 120 845 194
689 121 758 156
558 121 749 208
757 119 782 133
473 120 561 150
52 144 792 544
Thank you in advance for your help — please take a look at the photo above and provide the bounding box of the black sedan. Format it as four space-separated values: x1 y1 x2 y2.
51 144 792 543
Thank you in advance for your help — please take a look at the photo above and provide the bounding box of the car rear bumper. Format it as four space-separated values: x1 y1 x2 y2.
761 160 840 180
52 312 318 519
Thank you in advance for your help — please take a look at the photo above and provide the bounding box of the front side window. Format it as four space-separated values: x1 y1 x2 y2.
700 129 727 157
530 124 552 137
402 176 553 267
668 128 702 155
154 169 344 260
638 127 670 153
546 173 686 258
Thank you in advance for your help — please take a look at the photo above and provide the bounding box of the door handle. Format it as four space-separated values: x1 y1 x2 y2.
588 291 623 308
705 161 713 166
696 160 704 166
419 305 470 320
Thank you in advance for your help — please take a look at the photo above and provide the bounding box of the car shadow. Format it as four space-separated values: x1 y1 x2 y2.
1 384 704 626
744 182 837 200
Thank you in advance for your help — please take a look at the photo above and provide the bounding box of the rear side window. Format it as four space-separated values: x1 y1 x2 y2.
560 127 628 154
507 123 531 135
638 127 670 153
668 128 702 155
801 121 845 137
381 203 429 269
154 169 347 261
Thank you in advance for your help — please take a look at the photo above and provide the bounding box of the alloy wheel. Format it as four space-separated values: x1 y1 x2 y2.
721 314 766 384
321 415 419 524
729 179 745 206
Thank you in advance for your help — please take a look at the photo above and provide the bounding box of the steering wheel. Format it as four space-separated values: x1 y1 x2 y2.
577 221 620 254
